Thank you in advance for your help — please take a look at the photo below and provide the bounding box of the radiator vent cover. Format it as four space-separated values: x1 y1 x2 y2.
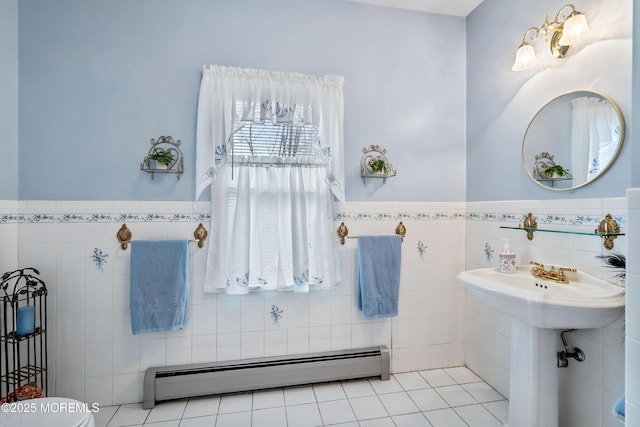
143 346 390 408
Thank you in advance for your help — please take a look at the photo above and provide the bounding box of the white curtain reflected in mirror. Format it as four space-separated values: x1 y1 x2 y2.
522 91 625 191
570 96 622 183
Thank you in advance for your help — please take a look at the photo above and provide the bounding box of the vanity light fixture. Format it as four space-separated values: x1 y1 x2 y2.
512 4 591 71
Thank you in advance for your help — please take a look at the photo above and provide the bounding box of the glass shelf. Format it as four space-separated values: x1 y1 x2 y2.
499 225 625 238
501 213 622 250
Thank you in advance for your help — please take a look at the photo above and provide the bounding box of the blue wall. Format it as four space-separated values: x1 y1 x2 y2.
466 0 632 201
17 0 466 202
0 0 18 200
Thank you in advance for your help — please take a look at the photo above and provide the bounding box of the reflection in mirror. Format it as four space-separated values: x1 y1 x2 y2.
522 91 625 191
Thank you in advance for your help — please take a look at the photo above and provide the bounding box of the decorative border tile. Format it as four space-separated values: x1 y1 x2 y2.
0 213 212 224
0 206 624 227
466 212 625 227
335 212 465 221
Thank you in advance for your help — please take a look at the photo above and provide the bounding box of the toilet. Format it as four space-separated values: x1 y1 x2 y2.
0 397 95 427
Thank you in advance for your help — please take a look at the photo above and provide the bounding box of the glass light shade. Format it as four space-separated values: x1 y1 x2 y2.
558 13 591 46
512 43 538 71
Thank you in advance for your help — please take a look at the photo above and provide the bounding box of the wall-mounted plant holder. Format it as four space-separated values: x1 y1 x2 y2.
360 145 396 184
532 152 573 187
140 136 184 180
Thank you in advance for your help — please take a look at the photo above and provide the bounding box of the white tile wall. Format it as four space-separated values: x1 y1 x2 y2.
3 197 626 425
626 187 640 426
0 200 466 406
465 198 627 427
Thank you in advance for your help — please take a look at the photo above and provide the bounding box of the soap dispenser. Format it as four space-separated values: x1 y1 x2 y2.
499 238 517 273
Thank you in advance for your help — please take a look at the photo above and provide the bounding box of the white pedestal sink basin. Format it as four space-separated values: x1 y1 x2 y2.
458 266 625 427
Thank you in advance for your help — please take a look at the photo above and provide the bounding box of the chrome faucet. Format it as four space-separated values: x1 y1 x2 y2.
529 261 576 284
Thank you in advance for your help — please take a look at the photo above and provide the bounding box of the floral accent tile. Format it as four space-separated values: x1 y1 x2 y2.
91 248 108 272
270 304 284 325
484 242 494 263
416 241 427 260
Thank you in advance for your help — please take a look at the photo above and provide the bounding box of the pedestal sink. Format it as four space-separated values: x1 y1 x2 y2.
458 266 625 427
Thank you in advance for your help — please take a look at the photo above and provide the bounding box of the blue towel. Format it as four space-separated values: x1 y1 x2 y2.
130 240 190 335
357 235 402 319
613 394 625 421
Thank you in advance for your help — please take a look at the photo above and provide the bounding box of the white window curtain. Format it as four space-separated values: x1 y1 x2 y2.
570 96 620 182
195 65 344 294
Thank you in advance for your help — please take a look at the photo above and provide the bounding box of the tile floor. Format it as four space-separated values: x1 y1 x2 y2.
94 367 508 427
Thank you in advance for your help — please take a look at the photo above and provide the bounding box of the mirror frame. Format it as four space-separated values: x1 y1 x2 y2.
521 90 625 191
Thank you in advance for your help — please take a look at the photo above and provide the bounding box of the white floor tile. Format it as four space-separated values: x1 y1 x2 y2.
378 391 420 416
182 396 220 418
393 372 431 391
94 405 118 427
177 415 217 427
418 369 457 387
462 382 504 403
368 377 404 395
443 366 481 384
454 404 503 427
423 408 467 427
97 368 510 427
251 407 287 427
317 399 357 425
143 421 179 427
358 417 396 427
349 395 389 420
107 403 149 426
313 382 347 402
284 385 317 406
341 379 376 398
434 384 476 407
215 411 252 427
285 403 323 427
218 393 253 414
483 400 509 424
392 412 432 427
408 388 450 412
324 423 358 427
146 400 187 423
252 389 285 410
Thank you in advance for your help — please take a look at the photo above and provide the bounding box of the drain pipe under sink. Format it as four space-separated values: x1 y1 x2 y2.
557 329 586 368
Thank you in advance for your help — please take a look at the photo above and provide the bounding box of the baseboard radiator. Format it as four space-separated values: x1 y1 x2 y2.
143 345 390 408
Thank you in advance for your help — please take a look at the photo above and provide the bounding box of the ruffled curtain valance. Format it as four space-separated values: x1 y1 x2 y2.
195 65 345 201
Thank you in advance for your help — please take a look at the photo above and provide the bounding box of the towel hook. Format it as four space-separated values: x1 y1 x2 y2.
337 222 349 245
117 224 132 250
193 223 208 248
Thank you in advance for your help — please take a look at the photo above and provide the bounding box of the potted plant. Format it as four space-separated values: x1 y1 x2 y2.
146 147 175 170
368 158 387 175
543 164 570 179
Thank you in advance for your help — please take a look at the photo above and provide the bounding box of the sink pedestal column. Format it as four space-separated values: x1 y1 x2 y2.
507 319 559 427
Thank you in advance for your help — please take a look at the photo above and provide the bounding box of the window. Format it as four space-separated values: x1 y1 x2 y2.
196 66 344 293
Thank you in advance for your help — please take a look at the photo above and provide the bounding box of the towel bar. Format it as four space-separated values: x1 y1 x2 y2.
117 223 208 250
336 221 406 245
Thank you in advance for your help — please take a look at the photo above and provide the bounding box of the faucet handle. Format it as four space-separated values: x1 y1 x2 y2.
557 267 577 280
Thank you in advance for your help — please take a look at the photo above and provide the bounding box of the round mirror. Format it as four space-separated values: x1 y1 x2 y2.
522 90 625 191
